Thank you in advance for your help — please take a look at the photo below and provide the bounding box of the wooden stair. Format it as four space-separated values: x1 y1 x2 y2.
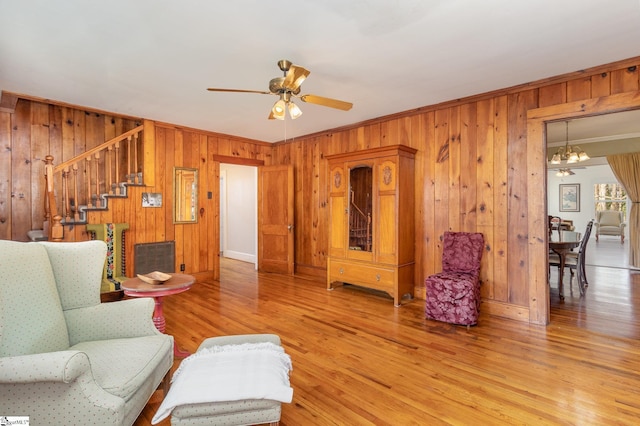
41 125 145 240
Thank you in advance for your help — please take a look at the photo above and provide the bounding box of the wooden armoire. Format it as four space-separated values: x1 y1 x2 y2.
326 145 416 306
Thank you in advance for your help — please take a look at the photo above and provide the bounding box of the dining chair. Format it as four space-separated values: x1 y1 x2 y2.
549 220 593 295
548 215 562 238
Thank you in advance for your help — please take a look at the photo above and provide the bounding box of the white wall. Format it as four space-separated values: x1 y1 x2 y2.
220 164 257 264
547 164 629 239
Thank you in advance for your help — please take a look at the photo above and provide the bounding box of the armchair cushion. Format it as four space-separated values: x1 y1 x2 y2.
71 335 172 399
0 241 69 356
40 240 106 310
596 210 624 227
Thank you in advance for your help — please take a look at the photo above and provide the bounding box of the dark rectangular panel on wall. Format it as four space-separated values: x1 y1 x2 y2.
134 241 176 274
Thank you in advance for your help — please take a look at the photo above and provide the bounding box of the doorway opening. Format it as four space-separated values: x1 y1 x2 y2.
219 164 258 270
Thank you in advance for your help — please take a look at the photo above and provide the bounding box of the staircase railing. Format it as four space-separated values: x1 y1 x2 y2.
43 125 144 241
349 191 372 251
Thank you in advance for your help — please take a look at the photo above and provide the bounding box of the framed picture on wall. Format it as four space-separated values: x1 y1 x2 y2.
142 192 163 208
559 184 580 212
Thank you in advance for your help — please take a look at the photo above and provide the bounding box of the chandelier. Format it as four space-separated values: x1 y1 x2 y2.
555 168 575 177
549 120 589 165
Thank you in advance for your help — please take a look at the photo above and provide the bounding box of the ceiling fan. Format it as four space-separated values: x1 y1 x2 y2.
207 59 353 120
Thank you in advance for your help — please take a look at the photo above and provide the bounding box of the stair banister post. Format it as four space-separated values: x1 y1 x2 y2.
72 164 80 221
86 156 92 208
114 140 121 195
127 135 133 184
63 167 71 222
133 132 139 184
94 152 100 207
107 145 114 195
44 155 63 241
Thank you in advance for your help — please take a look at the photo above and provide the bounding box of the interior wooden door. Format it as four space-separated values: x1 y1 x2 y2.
258 165 294 274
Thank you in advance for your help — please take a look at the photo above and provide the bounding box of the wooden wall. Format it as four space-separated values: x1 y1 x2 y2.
0 100 271 282
0 100 140 242
2 56 640 324
270 57 640 323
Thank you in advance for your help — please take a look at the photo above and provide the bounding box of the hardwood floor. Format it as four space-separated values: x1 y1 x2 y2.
136 257 640 425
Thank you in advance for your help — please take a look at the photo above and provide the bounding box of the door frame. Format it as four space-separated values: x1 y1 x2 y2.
526 90 640 324
212 155 265 280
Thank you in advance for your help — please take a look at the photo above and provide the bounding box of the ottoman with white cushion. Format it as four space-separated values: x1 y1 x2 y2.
152 334 293 426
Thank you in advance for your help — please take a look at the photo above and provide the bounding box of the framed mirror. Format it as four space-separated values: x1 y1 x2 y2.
173 167 198 223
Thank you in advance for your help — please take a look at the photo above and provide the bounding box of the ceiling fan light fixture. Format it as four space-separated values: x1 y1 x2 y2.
207 60 353 120
566 150 579 163
288 101 303 119
550 153 562 164
271 99 286 120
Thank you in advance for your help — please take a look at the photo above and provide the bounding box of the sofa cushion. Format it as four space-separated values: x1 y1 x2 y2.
71 335 173 400
0 241 70 356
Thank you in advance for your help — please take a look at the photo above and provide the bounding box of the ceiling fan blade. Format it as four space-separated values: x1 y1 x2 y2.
207 88 271 95
283 65 310 91
300 94 353 111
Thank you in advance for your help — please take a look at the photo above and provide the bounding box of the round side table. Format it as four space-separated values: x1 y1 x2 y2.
122 273 194 357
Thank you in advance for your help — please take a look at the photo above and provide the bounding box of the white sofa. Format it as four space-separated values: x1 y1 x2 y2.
0 240 174 425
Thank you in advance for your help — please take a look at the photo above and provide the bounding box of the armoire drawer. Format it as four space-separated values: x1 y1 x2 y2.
329 259 395 291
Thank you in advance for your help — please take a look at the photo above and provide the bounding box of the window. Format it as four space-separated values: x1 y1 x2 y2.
594 183 627 218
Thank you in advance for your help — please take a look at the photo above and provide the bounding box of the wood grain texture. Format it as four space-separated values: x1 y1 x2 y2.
0 111 11 239
135 258 640 426
2 58 640 325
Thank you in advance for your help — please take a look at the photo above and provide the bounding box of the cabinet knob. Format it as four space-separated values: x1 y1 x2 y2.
339 268 344 274
376 274 381 281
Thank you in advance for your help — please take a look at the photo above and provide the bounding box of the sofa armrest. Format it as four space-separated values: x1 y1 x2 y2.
65 297 162 345
0 351 90 384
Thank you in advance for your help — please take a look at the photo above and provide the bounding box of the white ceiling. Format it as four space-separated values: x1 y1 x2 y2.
1 0 640 143
547 109 640 145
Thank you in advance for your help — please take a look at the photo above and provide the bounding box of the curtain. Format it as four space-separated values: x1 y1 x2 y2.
606 152 640 267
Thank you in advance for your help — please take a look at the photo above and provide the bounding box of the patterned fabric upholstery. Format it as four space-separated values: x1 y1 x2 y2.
0 240 174 425
86 222 130 292
0 241 70 356
425 232 485 326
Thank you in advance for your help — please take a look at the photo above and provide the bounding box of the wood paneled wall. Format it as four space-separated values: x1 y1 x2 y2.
1 56 639 324
270 57 640 324
0 100 140 242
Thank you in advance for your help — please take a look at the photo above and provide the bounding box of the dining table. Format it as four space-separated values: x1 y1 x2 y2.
549 230 581 300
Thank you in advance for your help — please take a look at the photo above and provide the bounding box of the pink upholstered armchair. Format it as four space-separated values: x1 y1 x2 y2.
425 232 485 326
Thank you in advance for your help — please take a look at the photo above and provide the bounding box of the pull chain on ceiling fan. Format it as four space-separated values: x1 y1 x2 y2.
207 59 353 120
